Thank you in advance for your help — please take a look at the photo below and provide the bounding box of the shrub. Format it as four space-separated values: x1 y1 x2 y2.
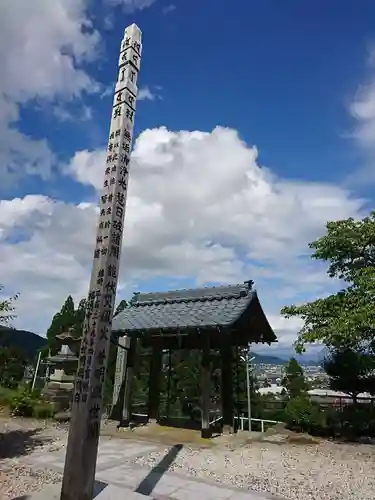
9 388 56 419
284 395 324 433
323 407 341 438
338 404 375 438
9 390 35 417
255 395 287 423
0 386 17 407
32 402 56 419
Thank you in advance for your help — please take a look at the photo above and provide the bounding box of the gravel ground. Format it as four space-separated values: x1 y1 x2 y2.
0 464 62 500
0 418 66 500
128 440 375 500
1 418 375 500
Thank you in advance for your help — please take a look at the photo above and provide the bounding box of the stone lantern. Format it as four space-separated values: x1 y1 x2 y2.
43 329 81 415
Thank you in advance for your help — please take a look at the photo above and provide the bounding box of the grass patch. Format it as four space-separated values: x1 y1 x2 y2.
0 386 17 407
0 385 57 419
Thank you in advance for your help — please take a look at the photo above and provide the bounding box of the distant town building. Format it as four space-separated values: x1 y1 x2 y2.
256 385 374 403
258 384 284 396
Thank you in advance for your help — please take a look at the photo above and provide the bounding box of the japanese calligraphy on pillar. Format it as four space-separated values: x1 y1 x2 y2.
74 22 141 416
74 23 141 428
61 24 142 500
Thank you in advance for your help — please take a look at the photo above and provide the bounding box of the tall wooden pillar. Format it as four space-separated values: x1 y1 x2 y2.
201 337 212 439
220 340 233 434
148 345 162 423
111 335 130 421
120 336 137 427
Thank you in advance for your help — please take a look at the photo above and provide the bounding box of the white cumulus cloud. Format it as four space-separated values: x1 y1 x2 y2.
138 86 162 101
0 0 101 186
349 47 375 184
0 127 365 345
0 2 368 353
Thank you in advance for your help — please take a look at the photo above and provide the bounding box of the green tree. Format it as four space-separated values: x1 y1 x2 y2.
281 359 317 432
323 344 375 404
46 296 79 354
44 295 128 404
281 212 375 352
0 285 19 326
281 358 309 399
0 346 27 388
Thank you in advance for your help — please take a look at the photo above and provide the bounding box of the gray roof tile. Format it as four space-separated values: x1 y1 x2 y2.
112 282 275 341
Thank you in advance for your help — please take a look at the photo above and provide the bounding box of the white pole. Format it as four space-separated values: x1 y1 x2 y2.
45 349 51 383
31 351 42 392
246 352 251 432
246 348 255 433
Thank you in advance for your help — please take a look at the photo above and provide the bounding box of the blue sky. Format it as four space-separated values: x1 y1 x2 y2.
1 0 375 358
18 0 375 185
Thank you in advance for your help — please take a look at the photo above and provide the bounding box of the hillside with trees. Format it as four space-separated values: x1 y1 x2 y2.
0 326 46 361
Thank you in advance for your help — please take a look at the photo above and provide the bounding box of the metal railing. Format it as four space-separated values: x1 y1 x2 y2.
209 415 281 433
234 415 282 433
209 416 223 425
113 404 281 434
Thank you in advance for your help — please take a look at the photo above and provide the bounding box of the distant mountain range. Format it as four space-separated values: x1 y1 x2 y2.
251 353 286 365
0 326 320 367
251 352 320 366
0 326 47 360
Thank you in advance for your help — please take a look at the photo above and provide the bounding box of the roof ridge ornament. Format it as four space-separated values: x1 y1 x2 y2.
244 280 254 290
